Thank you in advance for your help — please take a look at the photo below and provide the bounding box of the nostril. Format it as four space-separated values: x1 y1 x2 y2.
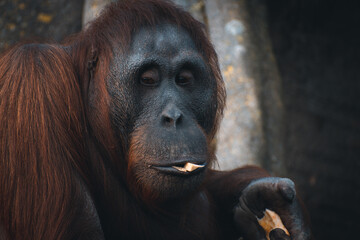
164 116 173 124
161 104 183 128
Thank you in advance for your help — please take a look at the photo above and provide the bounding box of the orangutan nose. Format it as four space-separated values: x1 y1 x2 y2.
161 103 183 128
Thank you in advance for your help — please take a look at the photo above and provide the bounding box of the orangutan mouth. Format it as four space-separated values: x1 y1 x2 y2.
151 161 207 176
172 162 206 172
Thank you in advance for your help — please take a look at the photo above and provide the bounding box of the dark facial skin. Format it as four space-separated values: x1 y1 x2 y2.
107 24 216 203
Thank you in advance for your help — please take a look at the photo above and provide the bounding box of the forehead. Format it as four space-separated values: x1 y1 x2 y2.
130 24 198 57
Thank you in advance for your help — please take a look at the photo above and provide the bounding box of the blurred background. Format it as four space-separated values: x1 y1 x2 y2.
1 0 359 239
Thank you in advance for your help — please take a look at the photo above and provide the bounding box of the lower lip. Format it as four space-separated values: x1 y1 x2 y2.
151 163 207 176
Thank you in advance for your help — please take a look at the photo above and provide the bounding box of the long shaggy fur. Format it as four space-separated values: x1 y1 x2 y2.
0 0 226 239
0 43 90 239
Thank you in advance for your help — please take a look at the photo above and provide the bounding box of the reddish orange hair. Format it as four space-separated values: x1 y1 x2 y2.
0 0 226 238
0 43 88 239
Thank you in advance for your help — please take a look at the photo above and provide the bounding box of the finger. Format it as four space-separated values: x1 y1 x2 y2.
234 199 267 240
269 229 291 240
277 178 295 202
275 200 311 240
240 177 311 239
242 177 296 211
240 178 298 238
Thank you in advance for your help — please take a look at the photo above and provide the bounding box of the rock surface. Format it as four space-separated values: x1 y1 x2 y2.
0 0 84 52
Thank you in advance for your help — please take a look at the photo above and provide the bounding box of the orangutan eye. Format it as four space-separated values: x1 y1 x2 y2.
140 68 159 87
141 77 157 86
176 70 193 86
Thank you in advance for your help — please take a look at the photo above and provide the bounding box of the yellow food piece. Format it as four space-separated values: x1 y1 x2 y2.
257 209 290 240
172 163 205 172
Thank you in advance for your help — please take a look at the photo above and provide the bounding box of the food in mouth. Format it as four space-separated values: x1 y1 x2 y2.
172 162 205 172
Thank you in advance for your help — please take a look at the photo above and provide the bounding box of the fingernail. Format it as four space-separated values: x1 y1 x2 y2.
278 178 295 202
